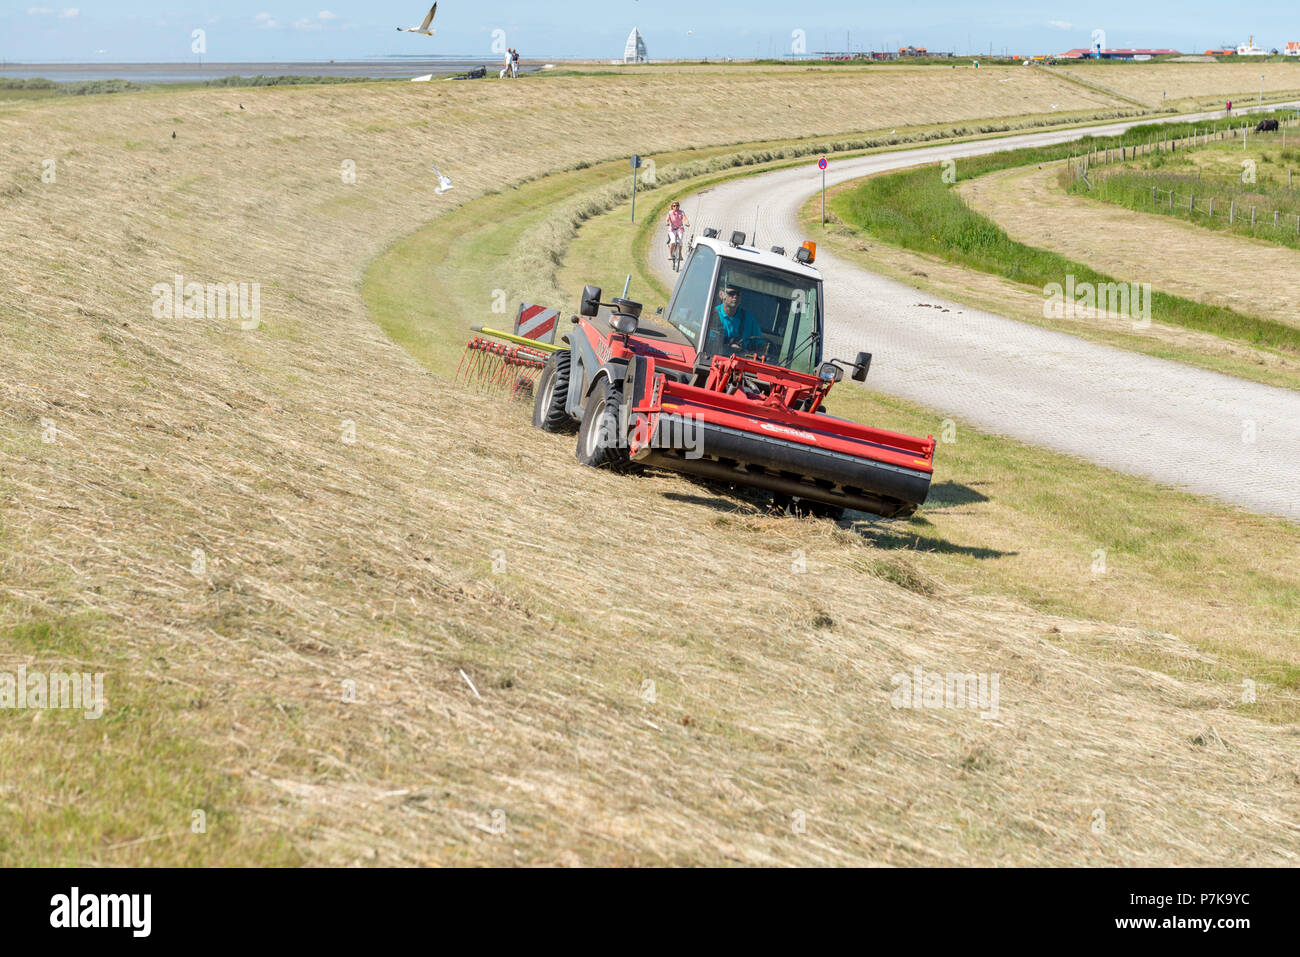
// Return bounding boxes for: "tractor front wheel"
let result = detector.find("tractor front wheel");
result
[576,378,638,472]
[533,350,575,433]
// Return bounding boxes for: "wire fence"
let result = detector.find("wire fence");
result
[1140,184,1300,233]
[1068,112,1300,181]
[1069,112,1300,240]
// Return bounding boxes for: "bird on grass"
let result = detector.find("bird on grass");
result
[432,165,453,194]
[171,131,176,139]
[398,4,436,36]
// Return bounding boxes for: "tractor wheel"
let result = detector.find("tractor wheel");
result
[575,378,638,472]
[533,350,576,433]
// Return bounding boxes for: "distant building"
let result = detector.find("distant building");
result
[1284,41,1300,57]
[1059,47,1179,60]
[624,27,647,64]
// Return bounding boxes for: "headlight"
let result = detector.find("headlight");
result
[817,362,843,383]
[610,313,638,335]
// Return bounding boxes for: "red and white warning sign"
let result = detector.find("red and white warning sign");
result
[514,303,559,344]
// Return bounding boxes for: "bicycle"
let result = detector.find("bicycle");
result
[669,237,683,272]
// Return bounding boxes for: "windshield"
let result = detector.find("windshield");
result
[665,243,716,346]
[699,259,822,374]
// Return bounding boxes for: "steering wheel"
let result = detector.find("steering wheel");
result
[728,335,771,361]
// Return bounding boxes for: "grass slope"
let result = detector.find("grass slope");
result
[2,66,1297,865]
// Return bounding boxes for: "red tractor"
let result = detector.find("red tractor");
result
[531,231,934,519]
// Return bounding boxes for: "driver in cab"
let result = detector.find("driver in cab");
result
[713,282,764,354]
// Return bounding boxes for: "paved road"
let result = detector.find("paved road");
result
[653,106,1300,521]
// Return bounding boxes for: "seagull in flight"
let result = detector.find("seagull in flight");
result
[398,4,436,36]
[432,165,453,194]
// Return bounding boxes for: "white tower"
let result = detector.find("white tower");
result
[624,27,648,64]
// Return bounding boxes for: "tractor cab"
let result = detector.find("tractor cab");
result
[663,233,825,379]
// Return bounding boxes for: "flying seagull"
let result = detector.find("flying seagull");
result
[398,4,436,36]
[432,165,453,194]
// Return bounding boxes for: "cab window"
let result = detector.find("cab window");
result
[665,244,717,347]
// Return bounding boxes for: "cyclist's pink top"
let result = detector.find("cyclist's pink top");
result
[667,209,686,230]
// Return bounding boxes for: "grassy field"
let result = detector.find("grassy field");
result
[3,64,1299,865]
[1058,61,1300,110]
[374,122,1300,700]
[959,160,1300,342]
[826,127,1300,371]
[1069,134,1300,249]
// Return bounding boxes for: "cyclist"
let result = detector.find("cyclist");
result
[665,201,689,266]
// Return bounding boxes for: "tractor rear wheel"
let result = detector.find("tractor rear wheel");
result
[576,378,638,472]
[533,350,575,433]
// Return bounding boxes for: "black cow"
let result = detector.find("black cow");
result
[1255,118,1280,133]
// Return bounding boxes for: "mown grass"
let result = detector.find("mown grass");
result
[831,121,1300,356]
[1071,136,1300,250]
[0,603,301,865]
[367,125,1300,720]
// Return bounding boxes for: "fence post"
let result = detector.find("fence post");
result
[1275,210,1279,227]
[1152,186,1157,204]
[1208,197,1214,216]
[1230,201,1235,223]
[1190,195,1195,213]
[1251,206,1256,226]
[1169,191,1174,210]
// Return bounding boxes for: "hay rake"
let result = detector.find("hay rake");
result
[456,332,553,401]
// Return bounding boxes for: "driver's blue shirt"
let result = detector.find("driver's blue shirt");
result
[713,303,762,342]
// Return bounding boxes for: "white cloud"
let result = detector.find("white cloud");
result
[1047,20,1074,30]
[26,7,55,14]
[58,7,79,18]
[318,10,336,19]
[293,17,322,31]
[254,11,278,28]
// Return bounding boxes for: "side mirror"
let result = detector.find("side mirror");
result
[580,285,602,318]
[851,351,872,382]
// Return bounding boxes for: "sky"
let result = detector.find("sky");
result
[2,1,1297,62]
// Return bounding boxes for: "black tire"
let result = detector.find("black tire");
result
[532,350,576,433]
[575,377,638,472]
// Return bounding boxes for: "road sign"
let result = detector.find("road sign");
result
[630,156,641,221]
[819,158,828,224]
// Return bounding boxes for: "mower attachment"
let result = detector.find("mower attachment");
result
[623,353,934,518]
